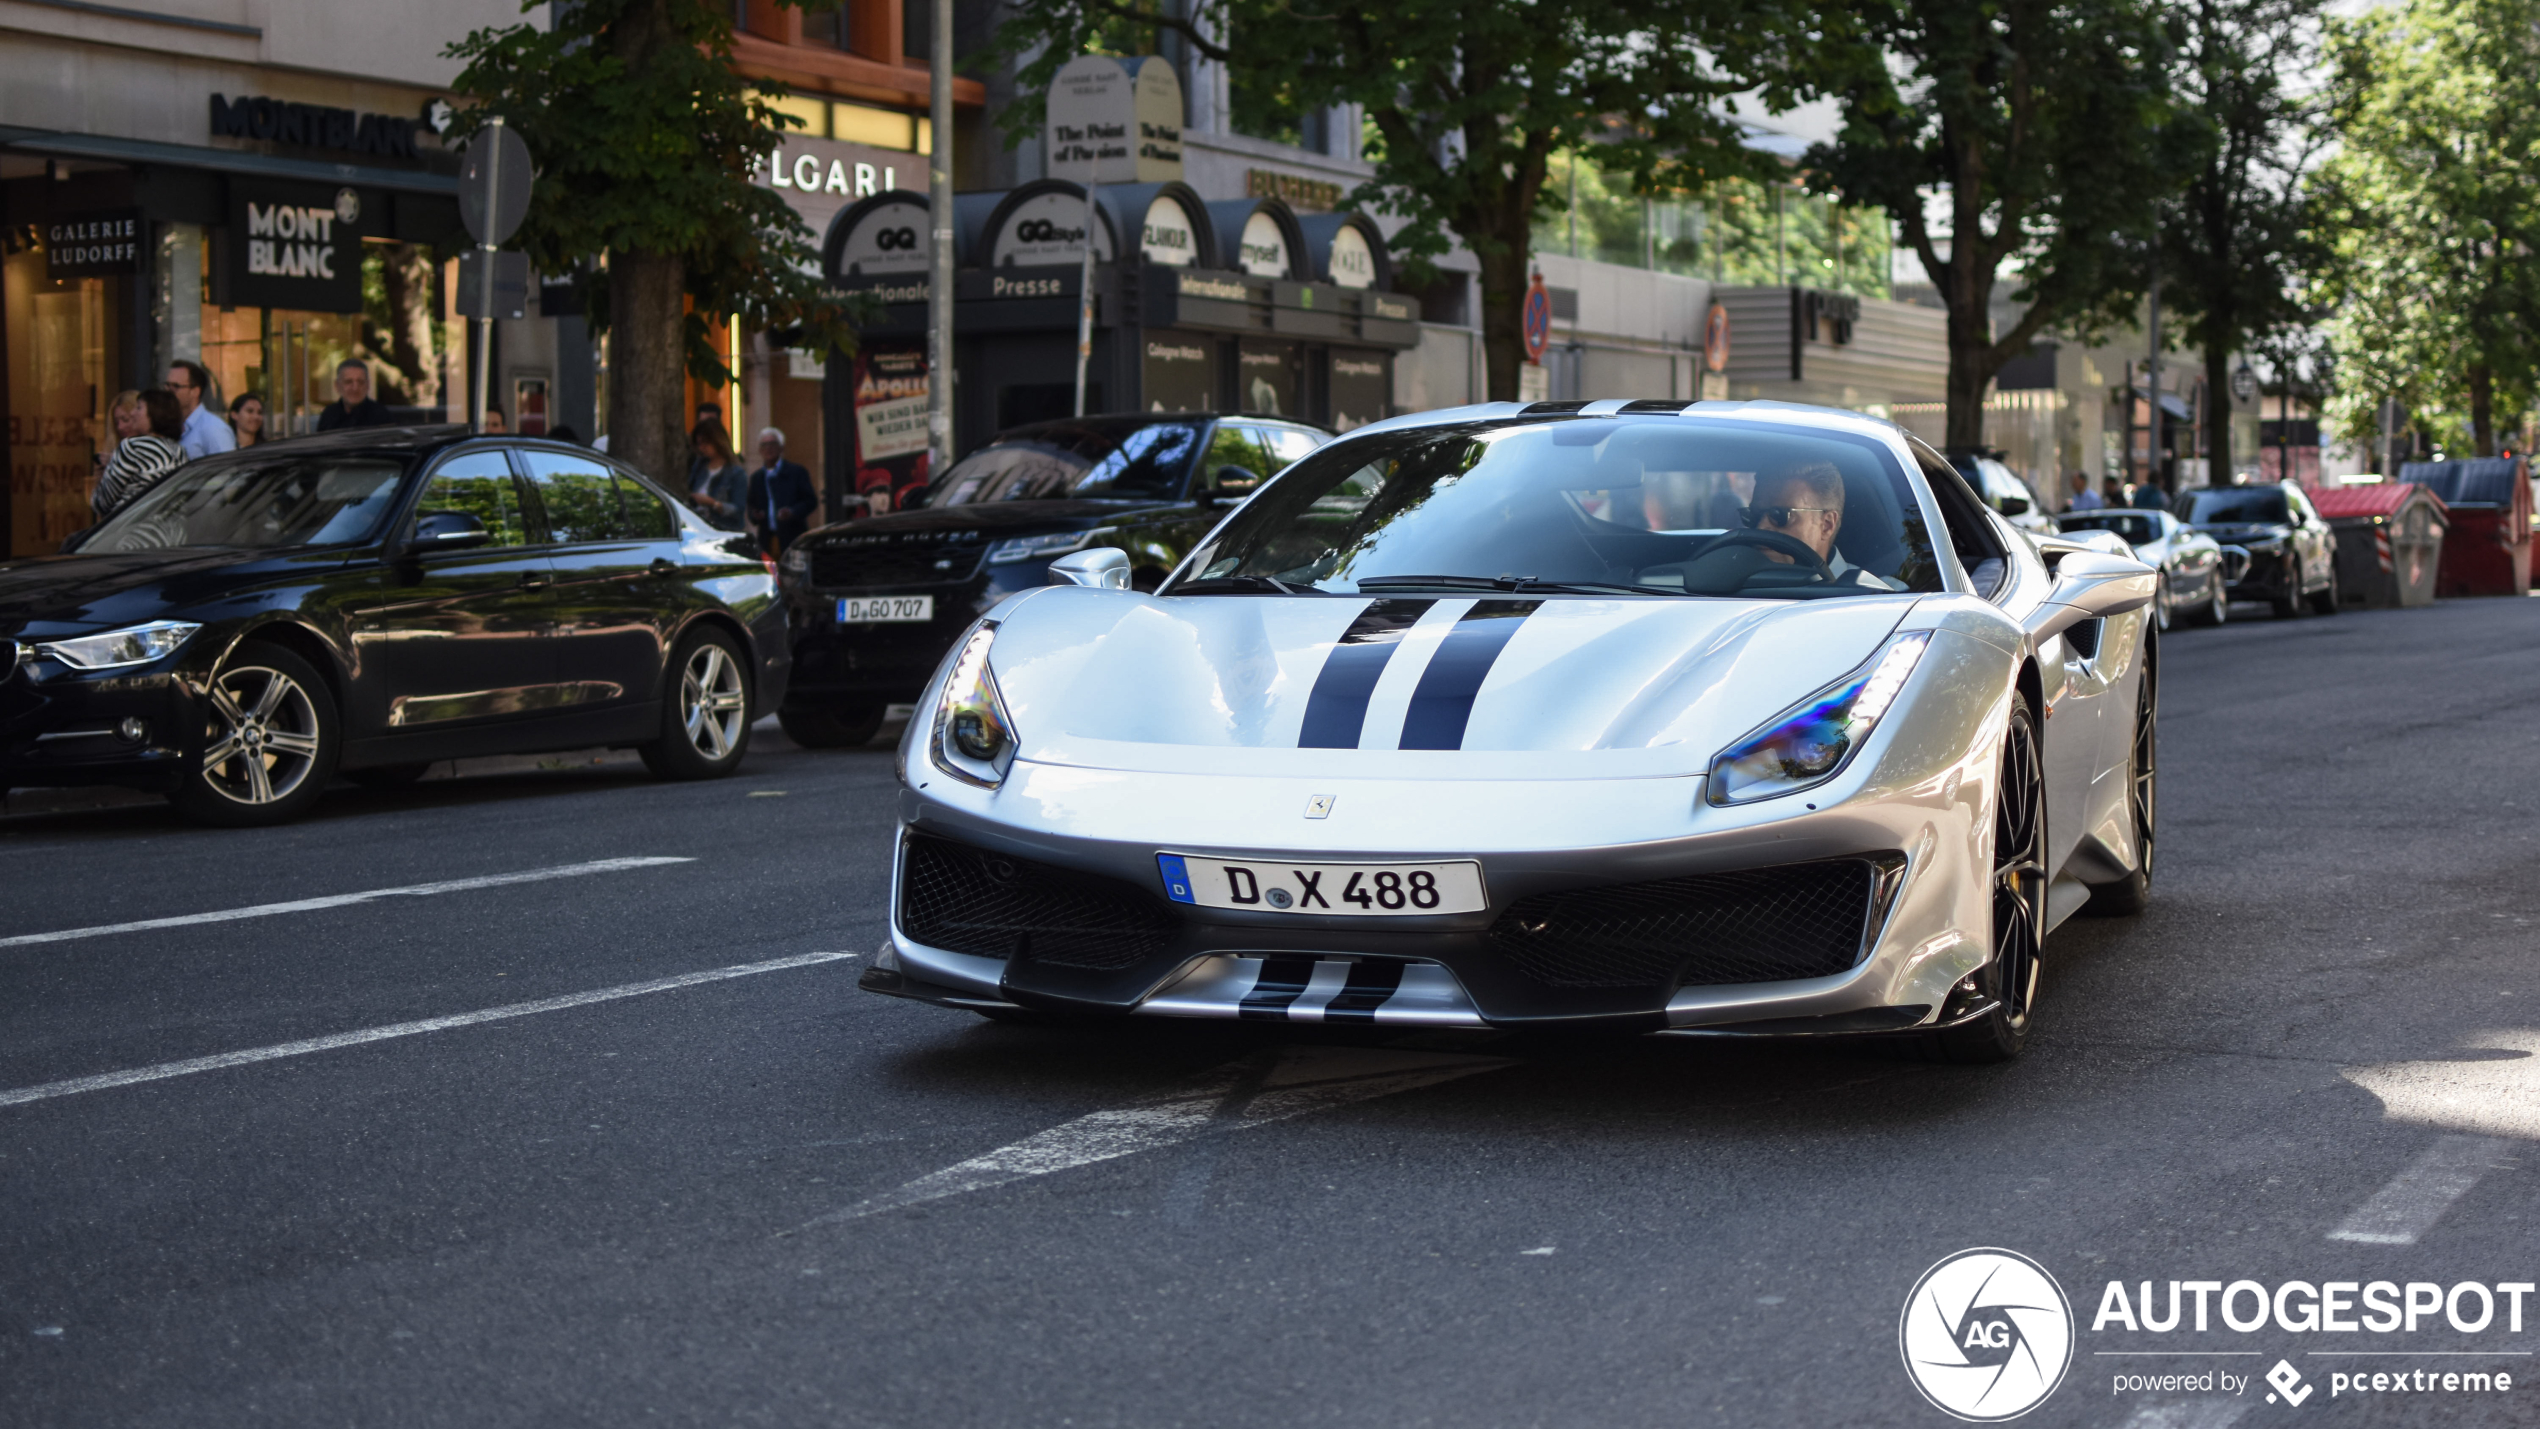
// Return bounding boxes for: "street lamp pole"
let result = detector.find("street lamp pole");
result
[926,0,954,483]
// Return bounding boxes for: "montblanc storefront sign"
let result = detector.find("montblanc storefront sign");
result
[210,94,421,161]
[221,180,371,313]
[46,210,141,279]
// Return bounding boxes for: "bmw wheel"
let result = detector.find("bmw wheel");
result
[1930,691,2047,1063]
[640,627,753,780]
[169,641,339,827]
[2087,637,2157,915]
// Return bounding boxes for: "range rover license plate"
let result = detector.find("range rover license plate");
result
[838,595,932,623]
[1157,854,1486,916]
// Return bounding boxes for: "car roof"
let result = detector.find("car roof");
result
[200,426,627,468]
[986,412,1332,446]
[1334,398,1913,448]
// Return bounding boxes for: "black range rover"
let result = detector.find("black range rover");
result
[777,412,1328,746]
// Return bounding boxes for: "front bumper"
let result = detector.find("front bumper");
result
[0,654,198,792]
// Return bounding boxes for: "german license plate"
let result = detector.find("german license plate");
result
[1157,854,1486,916]
[838,594,932,623]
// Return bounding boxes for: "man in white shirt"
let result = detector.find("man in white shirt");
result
[167,360,236,460]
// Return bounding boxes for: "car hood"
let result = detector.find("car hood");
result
[803,499,1168,543]
[0,548,348,630]
[988,587,1917,779]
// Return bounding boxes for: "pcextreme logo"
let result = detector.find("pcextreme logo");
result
[1900,1248,2077,1421]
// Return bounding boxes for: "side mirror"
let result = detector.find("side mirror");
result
[2023,550,2155,642]
[1210,466,1261,505]
[1048,547,1131,589]
[1996,494,2031,517]
[406,510,489,553]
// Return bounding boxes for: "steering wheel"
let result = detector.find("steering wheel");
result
[1688,528,1836,581]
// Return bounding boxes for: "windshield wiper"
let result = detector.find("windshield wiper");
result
[1170,574,1315,595]
[1355,574,1678,597]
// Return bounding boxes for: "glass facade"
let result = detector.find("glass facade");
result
[3,249,126,555]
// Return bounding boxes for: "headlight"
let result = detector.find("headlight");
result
[929,623,1017,787]
[1708,634,1929,805]
[38,620,201,671]
[779,544,812,574]
[987,530,1100,564]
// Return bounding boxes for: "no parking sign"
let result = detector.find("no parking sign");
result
[1522,274,1551,364]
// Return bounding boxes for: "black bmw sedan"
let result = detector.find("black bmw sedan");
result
[0,427,785,826]
[777,412,1326,747]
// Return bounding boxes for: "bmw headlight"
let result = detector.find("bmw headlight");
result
[987,529,1101,564]
[930,623,1017,787]
[38,620,201,671]
[1708,634,1930,805]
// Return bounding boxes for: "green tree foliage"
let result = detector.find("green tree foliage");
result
[446,0,856,483]
[2157,0,2326,484]
[2316,0,2540,458]
[1752,0,2189,447]
[992,0,1798,399]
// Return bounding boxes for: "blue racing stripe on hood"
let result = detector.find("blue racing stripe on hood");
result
[1398,599,1542,749]
[1297,598,1434,748]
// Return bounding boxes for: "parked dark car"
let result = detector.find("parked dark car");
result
[2182,480,2339,617]
[2057,507,2231,628]
[777,412,1329,747]
[0,427,785,826]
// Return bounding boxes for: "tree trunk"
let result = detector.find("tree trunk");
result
[2468,362,2495,456]
[1943,312,1993,450]
[2204,341,2232,486]
[609,249,689,485]
[380,243,439,410]
[1476,242,1530,402]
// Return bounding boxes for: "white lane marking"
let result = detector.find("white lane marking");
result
[0,951,854,1110]
[2341,1031,2540,1138]
[0,856,695,950]
[2111,1402,2250,1429]
[2328,1135,2515,1245]
[795,1045,1508,1228]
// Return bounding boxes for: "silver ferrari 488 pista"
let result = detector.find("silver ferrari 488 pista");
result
[861,400,2159,1061]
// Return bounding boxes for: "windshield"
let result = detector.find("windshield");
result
[84,453,409,552]
[2186,488,2289,525]
[1177,417,1943,600]
[2059,512,2160,545]
[923,419,1206,505]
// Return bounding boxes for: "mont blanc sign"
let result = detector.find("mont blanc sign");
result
[1046,55,1183,185]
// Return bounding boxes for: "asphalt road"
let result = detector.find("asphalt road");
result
[5,596,2538,1428]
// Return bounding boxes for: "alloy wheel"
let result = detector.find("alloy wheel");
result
[201,664,322,807]
[2129,656,2157,879]
[1989,707,2047,1034]
[680,642,748,761]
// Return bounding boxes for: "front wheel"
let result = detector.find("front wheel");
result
[639,627,752,780]
[2153,574,2173,632]
[2193,571,2229,627]
[2272,559,2305,619]
[1926,690,2047,1063]
[2309,566,2341,615]
[168,641,339,827]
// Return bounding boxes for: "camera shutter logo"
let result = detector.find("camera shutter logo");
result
[1899,1248,2074,1420]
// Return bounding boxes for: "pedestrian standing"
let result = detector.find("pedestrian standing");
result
[688,401,724,493]
[748,427,818,556]
[314,359,392,430]
[2131,482,2170,512]
[166,360,236,460]
[94,389,187,522]
[2066,471,2104,511]
[689,422,748,531]
[229,392,268,448]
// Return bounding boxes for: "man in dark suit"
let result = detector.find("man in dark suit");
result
[748,427,819,556]
[313,359,392,430]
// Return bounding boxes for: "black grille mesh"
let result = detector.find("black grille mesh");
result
[899,832,1179,971]
[1487,860,1873,990]
[810,543,983,589]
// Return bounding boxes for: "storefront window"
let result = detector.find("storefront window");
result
[4,245,125,556]
[197,243,455,440]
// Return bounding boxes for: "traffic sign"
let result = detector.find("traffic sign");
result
[459,122,534,247]
[1522,273,1551,363]
[455,249,530,319]
[1703,302,1731,373]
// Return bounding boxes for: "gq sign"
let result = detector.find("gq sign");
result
[221,180,369,312]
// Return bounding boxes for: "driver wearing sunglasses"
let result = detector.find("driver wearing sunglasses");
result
[1744,465,1904,589]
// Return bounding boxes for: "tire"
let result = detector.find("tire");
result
[168,641,340,827]
[1926,690,2047,1063]
[780,705,886,749]
[2271,558,2304,619]
[639,627,752,780]
[2193,571,2229,627]
[2309,569,2340,615]
[2153,574,2173,632]
[2086,635,2157,916]
[345,761,433,790]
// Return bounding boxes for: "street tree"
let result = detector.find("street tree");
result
[2156,0,2327,485]
[1752,0,2189,448]
[989,0,1795,399]
[446,0,855,483]
[2314,0,2540,458]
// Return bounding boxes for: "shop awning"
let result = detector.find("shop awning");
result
[2130,383,2196,421]
[0,126,457,196]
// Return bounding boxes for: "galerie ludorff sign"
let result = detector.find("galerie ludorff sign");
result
[1045,56,1184,184]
